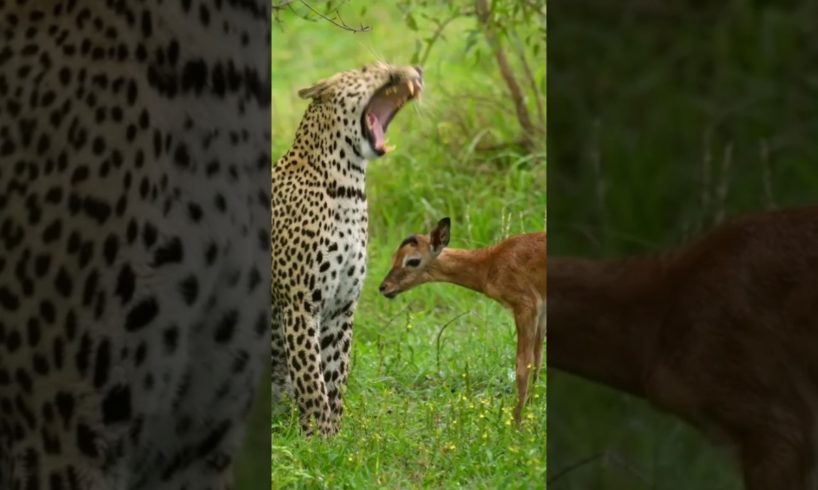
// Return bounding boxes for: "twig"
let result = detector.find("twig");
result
[375,304,414,373]
[547,450,651,487]
[300,0,371,33]
[714,142,733,225]
[605,451,651,484]
[760,139,776,209]
[451,92,514,116]
[590,119,611,249]
[698,129,713,235]
[474,139,529,153]
[380,303,414,329]
[272,0,296,10]
[548,452,605,485]
[435,311,470,373]
[417,10,463,66]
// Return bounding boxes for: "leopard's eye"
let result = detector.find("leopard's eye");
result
[405,258,421,268]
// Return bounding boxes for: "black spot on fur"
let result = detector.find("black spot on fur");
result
[115,264,136,304]
[153,237,183,266]
[178,275,198,305]
[102,384,132,424]
[93,339,111,388]
[182,59,208,94]
[163,326,179,353]
[76,423,98,457]
[54,391,75,428]
[214,310,238,343]
[125,297,159,331]
[196,419,231,457]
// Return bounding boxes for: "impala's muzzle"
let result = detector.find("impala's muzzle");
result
[378,280,398,299]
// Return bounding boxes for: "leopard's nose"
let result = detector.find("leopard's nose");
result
[378,283,387,293]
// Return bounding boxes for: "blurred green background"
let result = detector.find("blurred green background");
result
[269,1,546,488]
[548,1,818,489]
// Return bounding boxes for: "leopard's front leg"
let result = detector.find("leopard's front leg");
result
[321,304,357,431]
[281,306,335,436]
[271,303,292,412]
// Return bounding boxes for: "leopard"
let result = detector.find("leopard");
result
[272,62,423,436]
[0,1,270,488]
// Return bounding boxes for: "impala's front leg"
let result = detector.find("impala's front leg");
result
[321,304,357,432]
[282,307,334,436]
[513,308,537,426]
[533,303,546,384]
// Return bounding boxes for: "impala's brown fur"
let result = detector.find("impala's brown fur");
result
[379,218,547,424]
[549,206,818,490]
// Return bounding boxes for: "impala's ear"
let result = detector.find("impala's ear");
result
[431,217,451,253]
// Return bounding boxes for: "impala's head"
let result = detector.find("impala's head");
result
[379,217,451,299]
[297,62,423,159]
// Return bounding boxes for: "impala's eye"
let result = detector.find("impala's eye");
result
[405,258,421,268]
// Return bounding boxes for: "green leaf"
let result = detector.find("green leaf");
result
[406,12,418,31]
[464,30,480,54]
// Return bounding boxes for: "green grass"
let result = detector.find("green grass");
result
[271,2,546,488]
[548,2,818,489]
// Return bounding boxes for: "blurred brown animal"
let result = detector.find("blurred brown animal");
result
[549,206,818,490]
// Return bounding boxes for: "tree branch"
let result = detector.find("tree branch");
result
[300,0,371,33]
[510,30,546,134]
[475,0,536,150]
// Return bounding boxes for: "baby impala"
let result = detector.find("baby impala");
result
[379,218,546,425]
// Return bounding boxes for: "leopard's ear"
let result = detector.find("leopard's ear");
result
[298,76,337,101]
[298,71,345,101]
[297,81,326,100]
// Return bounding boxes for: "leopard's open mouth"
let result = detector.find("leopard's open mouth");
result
[362,77,423,156]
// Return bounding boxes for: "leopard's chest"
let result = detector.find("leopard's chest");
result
[320,184,368,316]
[271,153,370,314]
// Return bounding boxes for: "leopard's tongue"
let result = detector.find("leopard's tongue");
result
[367,112,385,152]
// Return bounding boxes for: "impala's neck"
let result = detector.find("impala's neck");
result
[548,255,673,398]
[427,248,491,296]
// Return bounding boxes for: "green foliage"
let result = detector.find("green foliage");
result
[271,2,545,488]
[394,0,545,65]
[391,0,546,149]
